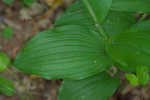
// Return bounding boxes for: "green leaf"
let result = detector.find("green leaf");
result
[2,0,14,4]
[14,0,114,80]
[1,27,14,39]
[14,0,137,80]
[58,72,119,100]
[107,20,150,72]
[125,73,139,86]
[101,11,136,37]
[111,0,150,13]
[0,75,15,96]
[14,25,112,80]
[82,0,112,23]
[0,52,11,72]
[106,30,150,72]
[55,1,136,37]
[130,20,150,31]
[136,66,149,86]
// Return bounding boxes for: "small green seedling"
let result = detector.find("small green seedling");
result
[136,66,149,86]
[126,66,149,86]
[0,52,11,72]
[1,27,14,39]
[125,73,139,86]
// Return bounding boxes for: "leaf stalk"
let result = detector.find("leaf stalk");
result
[82,0,108,40]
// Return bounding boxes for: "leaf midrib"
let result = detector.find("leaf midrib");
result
[81,0,109,40]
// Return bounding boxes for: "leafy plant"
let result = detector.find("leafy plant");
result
[125,66,149,86]
[125,73,139,86]
[6,0,150,99]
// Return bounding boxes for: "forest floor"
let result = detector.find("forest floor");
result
[0,0,150,100]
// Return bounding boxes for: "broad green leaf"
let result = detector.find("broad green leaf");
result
[82,0,112,23]
[0,75,15,96]
[14,25,112,80]
[14,0,137,80]
[136,66,149,86]
[106,30,150,72]
[111,0,150,13]
[58,72,119,100]
[125,73,139,86]
[0,52,11,72]
[109,20,150,72]
[14,0,114,80]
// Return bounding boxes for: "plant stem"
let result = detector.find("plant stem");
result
[82,0,108,40]
[7,68,34,100]
[95,24,108,40]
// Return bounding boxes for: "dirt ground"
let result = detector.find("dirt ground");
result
[0,0,150,100]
